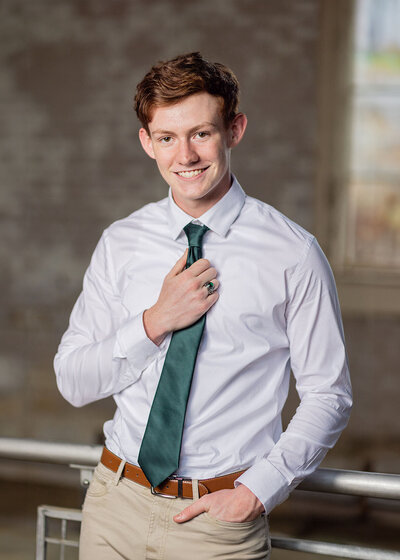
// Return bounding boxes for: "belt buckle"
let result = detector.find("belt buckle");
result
[171,475,192,499]
[151,475,191,499]
[151,485,177,499]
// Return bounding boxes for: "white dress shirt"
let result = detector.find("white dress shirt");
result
[54,176,352,513]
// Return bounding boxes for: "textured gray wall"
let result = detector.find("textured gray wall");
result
[1,0,398,474]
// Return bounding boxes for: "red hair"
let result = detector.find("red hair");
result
[134,52,240,132]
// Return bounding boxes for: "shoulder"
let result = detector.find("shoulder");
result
[88,196,169,272]
[103,196,169,243]
[241,195,315,257]
[238,195,335,286]
[109,197,168,231]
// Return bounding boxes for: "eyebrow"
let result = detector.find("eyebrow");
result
[151,121,218,136]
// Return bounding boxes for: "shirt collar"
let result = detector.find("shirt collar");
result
[167,175,246,240]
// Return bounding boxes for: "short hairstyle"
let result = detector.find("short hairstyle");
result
[134,52,240,132]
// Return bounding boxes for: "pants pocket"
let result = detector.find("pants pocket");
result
[204,512,260,529]
[200,512,270,558]
[85,463,114,498]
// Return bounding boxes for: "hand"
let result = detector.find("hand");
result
[143,250,219,345]
[173,484,265,524]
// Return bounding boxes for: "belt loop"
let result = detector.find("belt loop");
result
[113,459,126,486]
[192,479,199,501]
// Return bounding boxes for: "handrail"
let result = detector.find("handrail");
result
[271,537,400,560]
[0,437,102,466]
[1,437,400,500]
[299,467,400,500]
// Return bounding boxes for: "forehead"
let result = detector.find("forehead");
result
[148,92,224,134]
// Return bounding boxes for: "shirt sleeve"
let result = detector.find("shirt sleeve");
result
[54,229,163,407]
[236,237,352,513]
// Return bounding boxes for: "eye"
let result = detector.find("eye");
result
[195,131,209,139]
[159,136,172,144]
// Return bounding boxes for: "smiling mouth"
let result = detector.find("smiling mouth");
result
[175,167,209,179]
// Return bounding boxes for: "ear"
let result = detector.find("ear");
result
[228,113,248,148]
[139,128,156,159]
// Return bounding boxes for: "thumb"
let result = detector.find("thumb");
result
[174,498,207,524]
[168,249,188,277]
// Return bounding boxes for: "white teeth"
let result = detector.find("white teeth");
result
[177,169,204,178]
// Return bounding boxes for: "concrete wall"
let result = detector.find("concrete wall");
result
[1,0,399,474]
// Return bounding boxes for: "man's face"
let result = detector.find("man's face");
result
[139,92,247,217]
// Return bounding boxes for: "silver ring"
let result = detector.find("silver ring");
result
[204,281,215,295]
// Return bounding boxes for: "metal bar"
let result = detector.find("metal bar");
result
[2,437,400,499]
[44,537,79,548]
[36,505,46,560]
[271,537,400,559]
[36,506,82,522]
[60,519,67,560]
[0,437,101,466]
[300,468,400,500]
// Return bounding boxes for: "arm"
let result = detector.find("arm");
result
[235,237,352,513]
[176,237,352,522]
[54,230,161,407]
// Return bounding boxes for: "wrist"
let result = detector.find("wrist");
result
[235,483,265,515]
[143,307,168,346]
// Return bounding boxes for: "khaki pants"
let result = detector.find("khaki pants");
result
[80,462,271,560]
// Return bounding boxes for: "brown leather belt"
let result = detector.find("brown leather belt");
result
[100,447,245,499]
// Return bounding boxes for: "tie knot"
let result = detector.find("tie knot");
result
[183,223,209,248]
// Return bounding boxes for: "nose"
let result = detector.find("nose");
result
[177,139,200,167]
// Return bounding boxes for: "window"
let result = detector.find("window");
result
[317,0,400,313]
[348,0,400,269]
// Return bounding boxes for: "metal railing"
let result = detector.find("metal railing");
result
[1,437,400,559]
[36,505,81,560]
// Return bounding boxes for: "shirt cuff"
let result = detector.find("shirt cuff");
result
[235,459,291,514]
[115,311,163,378]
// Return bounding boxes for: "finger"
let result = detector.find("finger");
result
[203,279,219,295]
[167,249,188,278]
[204,291,219,310]
[198,267,217,286]
[186,258,211,276]
[173,498,208,524]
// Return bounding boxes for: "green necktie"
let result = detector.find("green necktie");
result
[138,223,209,488]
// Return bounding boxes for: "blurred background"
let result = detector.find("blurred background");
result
[1,0,400,558]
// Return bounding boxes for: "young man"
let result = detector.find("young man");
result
[55,52,352,560]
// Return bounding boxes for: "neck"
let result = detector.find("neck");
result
[173,175,233,218]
